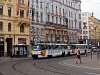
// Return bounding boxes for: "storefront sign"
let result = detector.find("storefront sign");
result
[18,38,26,44]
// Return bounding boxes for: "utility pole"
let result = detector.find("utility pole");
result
[97,32,100,60]
[83,22,87,44]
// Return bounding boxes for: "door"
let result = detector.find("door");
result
[6,38,12,56]
[0,41,4,57]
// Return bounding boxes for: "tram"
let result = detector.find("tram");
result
[31,43,78,58]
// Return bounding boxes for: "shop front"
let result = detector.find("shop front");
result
[12,38,28,57]
[0,37,4,57]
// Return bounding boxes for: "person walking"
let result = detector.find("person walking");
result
[84,49,87,57]
[76,50,82,64]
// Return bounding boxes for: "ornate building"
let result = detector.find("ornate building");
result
[0,0,30,57]
[30,0,81,44]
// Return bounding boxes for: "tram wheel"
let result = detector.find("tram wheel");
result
[61,52,65,57]
[32,55,38,59]
[48,55,52,58]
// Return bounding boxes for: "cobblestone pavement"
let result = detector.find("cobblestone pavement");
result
[0,53,100,75]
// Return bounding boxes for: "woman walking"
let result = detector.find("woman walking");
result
[76,50,82,64]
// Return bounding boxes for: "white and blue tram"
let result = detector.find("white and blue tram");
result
[31,43,77,58]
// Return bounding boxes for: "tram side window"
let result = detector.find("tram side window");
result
[64,46,68,49]
[49,45,52,49]
[41,45,45,50]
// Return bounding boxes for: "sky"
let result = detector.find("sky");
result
[81,0,100,19]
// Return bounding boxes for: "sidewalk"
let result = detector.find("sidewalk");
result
[63,53,100,69]
[0,57,31,63]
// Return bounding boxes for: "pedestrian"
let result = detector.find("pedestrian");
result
[84,49,87,57]
[76,50,82,64]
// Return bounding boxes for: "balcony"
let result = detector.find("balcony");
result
[45,22,68,29]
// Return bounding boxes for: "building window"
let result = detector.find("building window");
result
[20,24,24,32]
[48,15,50,22]
[40,2,43,8]
[83,31,85,34]
[8,23,11,31]
[8,7,11,17]
[71,2,72,7]
[79,14,81,19]
[71,12,73,18]
[63,9,64,16]
[56,17,58,24]
[69,11,70,17]
[69,19,70,27]
[0,5,3,15]
[19,0,24,4]
[59,8,61,15]
[40,13,43,22]
[36,12,39,22]
[83,26,87,29]
[79,22,81,29]
[52,16,54,23]
[20,9,24,17]
[36,0,38,7]
[63,18,65,25]
[0,22,3,31]
[56,6,58,14]
[72,20,73,28]
[32,8,34,21]
[60,18,61,24]
[52,5,53,13]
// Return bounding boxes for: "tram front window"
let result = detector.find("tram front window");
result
[34,46,40,50]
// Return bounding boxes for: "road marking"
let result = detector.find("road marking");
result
[59,61,100,70]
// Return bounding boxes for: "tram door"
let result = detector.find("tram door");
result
[6,38,12,56]
[0,41,4,57]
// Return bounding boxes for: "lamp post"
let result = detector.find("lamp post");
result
[94,27,97,48]
[94,27,100,60]
[83,22,87,44]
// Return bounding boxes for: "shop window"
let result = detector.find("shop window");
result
[18,38,26,44]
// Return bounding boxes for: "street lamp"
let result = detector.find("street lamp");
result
[94,27,96,47]
[83,22,87,44]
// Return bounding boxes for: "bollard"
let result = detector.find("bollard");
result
[97,49,99,60]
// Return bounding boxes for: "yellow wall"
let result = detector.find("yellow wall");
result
[0,0,30,56]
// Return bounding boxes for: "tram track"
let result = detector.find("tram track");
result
[0,55,97,75]
[12,60,29,75]
[0,58,31,75]
[32,56,94,75]
[31,57,79,75]
[32,58,71,75]
[0,60,11,75]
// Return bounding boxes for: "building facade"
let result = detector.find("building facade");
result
[0,0,30,57]
[80,12,100,45]
[30,0,81,44]
[88,16,100,45]
[80,12,91,43]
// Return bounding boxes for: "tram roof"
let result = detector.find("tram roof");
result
[35,43,87,46]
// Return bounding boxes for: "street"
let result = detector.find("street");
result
[0,53,100,75]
